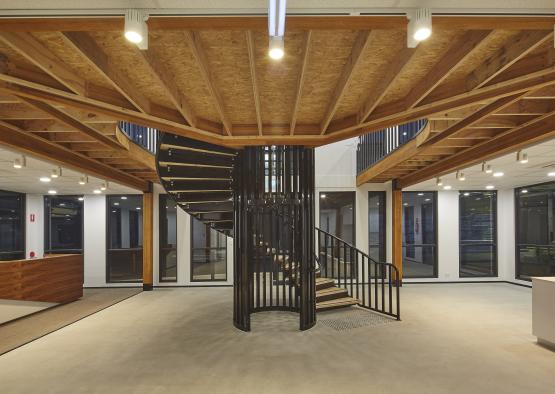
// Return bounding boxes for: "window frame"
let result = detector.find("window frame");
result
[159,194,177,283]
[458,190,498,278]
[190,216,228,283]
[318,191,357,245]
[368,191,386,263]
[0,189,26,261]
[44,195,84,255]
[401,191,438,279]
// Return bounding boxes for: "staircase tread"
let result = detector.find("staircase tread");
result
[316,277,335,284]
[316,297,359,308]
[316,287,348,295]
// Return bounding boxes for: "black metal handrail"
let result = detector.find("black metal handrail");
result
[356,119,428,175]
[316,227,400,320]
[118,121,158,154]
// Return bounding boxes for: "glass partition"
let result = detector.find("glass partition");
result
[515,182,555,280]
[44,195,83,254]
[159,195,177,282]
[368,191,386,263]
[0,190,25,261]
[319,192,355,244]
[402,191,437,278]
[191,217,227,281]
[459,191,497,277]
[106,195,143,282]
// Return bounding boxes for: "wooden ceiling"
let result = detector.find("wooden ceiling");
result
[0,15,555,190]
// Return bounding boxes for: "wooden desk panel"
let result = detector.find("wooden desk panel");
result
[0,254,83,303]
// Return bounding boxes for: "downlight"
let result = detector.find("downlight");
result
[456,171,466,181]
[436,177,443,187]
[124,9,149,50]
[268,0,286,59]
[517,150,528,164]
[79,175,88,185]
[407,8,432,48]
[13,155,26,169]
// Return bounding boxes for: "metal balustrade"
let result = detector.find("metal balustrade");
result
[316,228,400,320]
[356,119,428,175]
[118,121,158,154]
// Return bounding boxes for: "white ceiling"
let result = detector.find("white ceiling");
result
[0,1,553,14]
[405,137,555,192]
[0,147,140,195]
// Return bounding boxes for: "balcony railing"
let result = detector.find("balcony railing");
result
[356,119,428,175]
[118,121,158,154]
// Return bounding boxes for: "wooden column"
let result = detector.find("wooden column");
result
[392,181,403,283]
[142,191,154,291]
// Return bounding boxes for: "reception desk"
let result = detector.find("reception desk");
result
[0,254,83,304]
[532,277,555,350]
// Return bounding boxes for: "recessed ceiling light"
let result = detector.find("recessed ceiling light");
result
[548,172,555,177]
[493,172,504,177]
[486,185,495,190]
[443,185,452,190]
[268,0,286,59]
[407,8,432,47]
[93,189,102,194]
[40,176,51,183]
[124,9,148,49]
[268,36,284,60]
[48,190,57,194]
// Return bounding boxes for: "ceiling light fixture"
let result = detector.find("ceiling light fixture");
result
[481,162,493,174]
[78,197,84,201]
[124,9,149,50]
[443,185,452,190]
[456,170,466,181]
[48,190,57,194]
[121,196,128,200]
[39,176,51,183]
[486,185,495,190]
[493,171,504,177]
[548,172,555,177]
[417,193,424,196]
[93,189,102,194]
[268,0,286,59]
[51,167,62,178]
[463,192,470,196]
[521,189,528,194]
[13,155,26,169]
[100,181,108,191]
[79,175,88,185]
[436,177,443,187]
[320,194,326,199]
[516,150,528,164]
[407,8,432,48]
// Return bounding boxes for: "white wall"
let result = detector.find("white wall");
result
[25,194,44,258]
[83,194,110,287]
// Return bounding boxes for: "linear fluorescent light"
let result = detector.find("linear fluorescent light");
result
[124,9,149,50]
[268,0,286,59]
[407,8,432,48]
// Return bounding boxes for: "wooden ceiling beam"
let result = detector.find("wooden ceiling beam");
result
[0,120,148,190]
[290,31,312,135]
[320,30,372,134]
[1,16,555,32]
[405,30,492,109]
[17,96,125,151]
[245,31,262,136]
[184,31,232,136]
[496,99,555,115]
[61,32,151,114]
[0,32,87,96]
[467,31,553,90]
[359,46,418,122]
[398,109,555,188]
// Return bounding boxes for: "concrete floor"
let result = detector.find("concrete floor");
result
[0,283,553,393]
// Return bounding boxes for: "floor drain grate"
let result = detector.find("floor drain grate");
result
[318,308,395,331]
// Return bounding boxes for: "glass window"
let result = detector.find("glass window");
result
[44,195,83,254]
[515,182,555,280]
[402,192,437,278]
[159,195,177,282]
[319,192,355,244]
[0,190,25,261]
[106,195,143,283]
[459,191,497,277]
[368,191,386,263]
[191,217,227,281]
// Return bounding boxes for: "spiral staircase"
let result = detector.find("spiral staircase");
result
[156,132,359,311]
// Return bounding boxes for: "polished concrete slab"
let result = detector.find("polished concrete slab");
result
[0,283,553,393]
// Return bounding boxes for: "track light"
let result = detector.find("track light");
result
[124,9,149,50]
[517,150,528,164]
[268,0,286,59]
[13,155,26,169]
[407,8,432,48]
[436,177,443,186]
[51,167,62,178]
[481,162,493,174]
[100,181,108,191]
[79,175,88,185]
[456,171,466,181]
